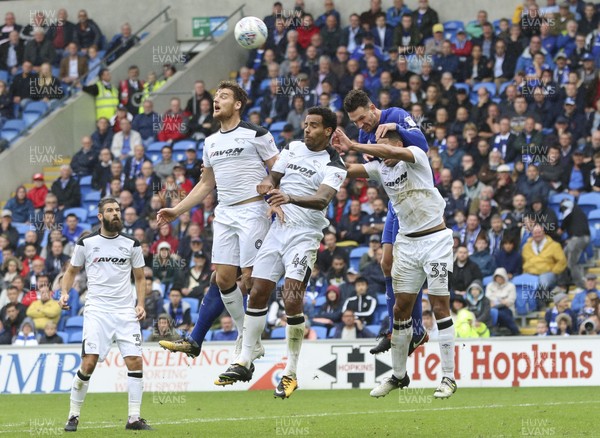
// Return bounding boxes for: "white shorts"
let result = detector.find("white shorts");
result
[82,310,142,362]
[212,200,270,268]
[252,221,322,283]
[392,228,453,296]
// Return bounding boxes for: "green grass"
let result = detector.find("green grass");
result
[3,387,598,437]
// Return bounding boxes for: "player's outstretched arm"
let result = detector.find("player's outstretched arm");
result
[346,163,369,179]
[132,267,146,321]
[333,128,415,163]
[157,166,216,226]
[59,263,81,309]
[267,184,338,211]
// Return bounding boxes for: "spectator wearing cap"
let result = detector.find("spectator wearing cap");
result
[5,186,34,223]
[559,97,587,143]
[331,309,376,339]
[545,292,577,335]
[50,165,81,210]
[172,164,193,195]
[313,284,343,331]
[558,199,591,289]
[526,195,560,242]
[516,164,550,204]
[342,277,377,324]
[565,150,592,196]
[452,245,483,296]
[522,223,567,296]
[358,234,382,271]
[579,52,596,84]
[425,23,445,57]
[392,13,422,54]
[83,68,119,121]
[152,241,183,289]
[338,267,361,302]
[572,274,599,313]
[486,267,520,335]
[359,246,386,296]
[493,165,516,213]
[0,210,19,249]
[27,173,49,211]
[451,28,473,59]
[181,250,211,301]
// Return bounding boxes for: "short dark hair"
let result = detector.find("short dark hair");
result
[98,197,120,214]
[332,255,346,262]
[423,310,433,317]
[343,89,371,113]
[306,106,337,137]
[217,80,249,113]
[5,302,17,311]
[382,129,402,143]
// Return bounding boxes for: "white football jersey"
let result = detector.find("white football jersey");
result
[364,146,445,235]
[70,232,145,314]
[203,121,278,206]
[272,141,347,231]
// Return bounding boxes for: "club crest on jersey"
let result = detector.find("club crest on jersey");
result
[333,172,344,184]
[287,163,316,177]
[209,147,244,158]
[92,247,100,252]
[385,171,408,187]
[255,239,263,249]
[93,256,128,264]
[118,246,127,254]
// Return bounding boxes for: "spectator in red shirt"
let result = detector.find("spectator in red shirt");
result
[27,173,49,210]
[172,164,193,195]
[150,223,179,255]
[297,14,320,49]
[157,98,190,143]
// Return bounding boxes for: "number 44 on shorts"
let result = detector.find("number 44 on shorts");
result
[292,254,308,268]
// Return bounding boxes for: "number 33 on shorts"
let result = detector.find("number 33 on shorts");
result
[427,262,449,288]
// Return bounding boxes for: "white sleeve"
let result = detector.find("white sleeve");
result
[363,160,382,183]
[70,242,86,268]
[255,131,279,162]
[407,146,429,168]
[322,164,348,191]
[271,146,291,174]
[131,245,145,269]
[202,144,211,168]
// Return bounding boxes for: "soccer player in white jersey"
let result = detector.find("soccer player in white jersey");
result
[332,128,457,399]
[216,106,347,399]
[59,198,151,431]
[157,81,279,361]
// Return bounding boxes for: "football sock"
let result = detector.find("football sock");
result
[69,370,90,418]
[391,318,412,379]
[412,289,424,338]
[127,371,143,421]
[385,277,394,335]
[283,314,305,378]
[437,317,455,380]
[190,282,224,345]
[238,307,267,367]
[220,285,245,333]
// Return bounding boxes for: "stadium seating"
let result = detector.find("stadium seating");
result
[1,119,26,142]
[57,331,69,342]
[142,329,152,341]
[64,316,84,336]
[312,326,328,339]
[23,101,49,126]
[443,20,464,31]
[472,82,497,98]
[366,324,380,335]
[270,327,286,339]
[512,274,539,316]
[64,207,88,223]
[68,331,83,343]
[483,275,494,287]
[588,210,600,247]
[577,193,600,216]
[182,297,200,314]
[349,246,369,271]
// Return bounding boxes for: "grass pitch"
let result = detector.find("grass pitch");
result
[2,387,597,437]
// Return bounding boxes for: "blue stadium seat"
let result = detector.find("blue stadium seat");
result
[490,308,498,326]
[270,327,286,339]
[79,175,92,187]
[182,297,199,314]
[376,294,387,306]
[366,324,381,335]
[312,326,328,339]
[269,121,287,132]
[473,82,497,97]
[498,81,512,96]
[173,151,186,162]
[204,330,213,341]
[79,223,92,231]
[443,20,464,31]
[57,331,69,343]
[191,312,199,324]
[492,19,503,34]
[259,78,271,92]
[483,275,494,287]
[142,329,152,341]
[23,101,48,126]
[64,207,88,223]
[65,316,84,335]
[0,70,8,82]
[349,246,369,271]
[577,193,600,216]
[140,32,150,40]
[88,207,99,224]
[589,210,600,247]
[68,331,83,343]
[13,222,31,236]
[147,141,169,152]
[315,295,326,308]
[150,153,161,164]
[512,274,539,315]
[549,193,575,217]
[173,140,197,151]
[1,119,26,141]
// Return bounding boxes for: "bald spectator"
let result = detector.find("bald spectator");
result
[106,22,139,64]
[71,136,97,177]
[50,165,81,209]
[522,224,567,296]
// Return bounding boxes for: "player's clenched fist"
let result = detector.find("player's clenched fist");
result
[256,182,274,195]
[266,188,291,207]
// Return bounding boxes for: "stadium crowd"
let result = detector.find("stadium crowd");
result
[2,0,600,345]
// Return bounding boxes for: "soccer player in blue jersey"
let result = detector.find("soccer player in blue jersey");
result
[342,90,429,356]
